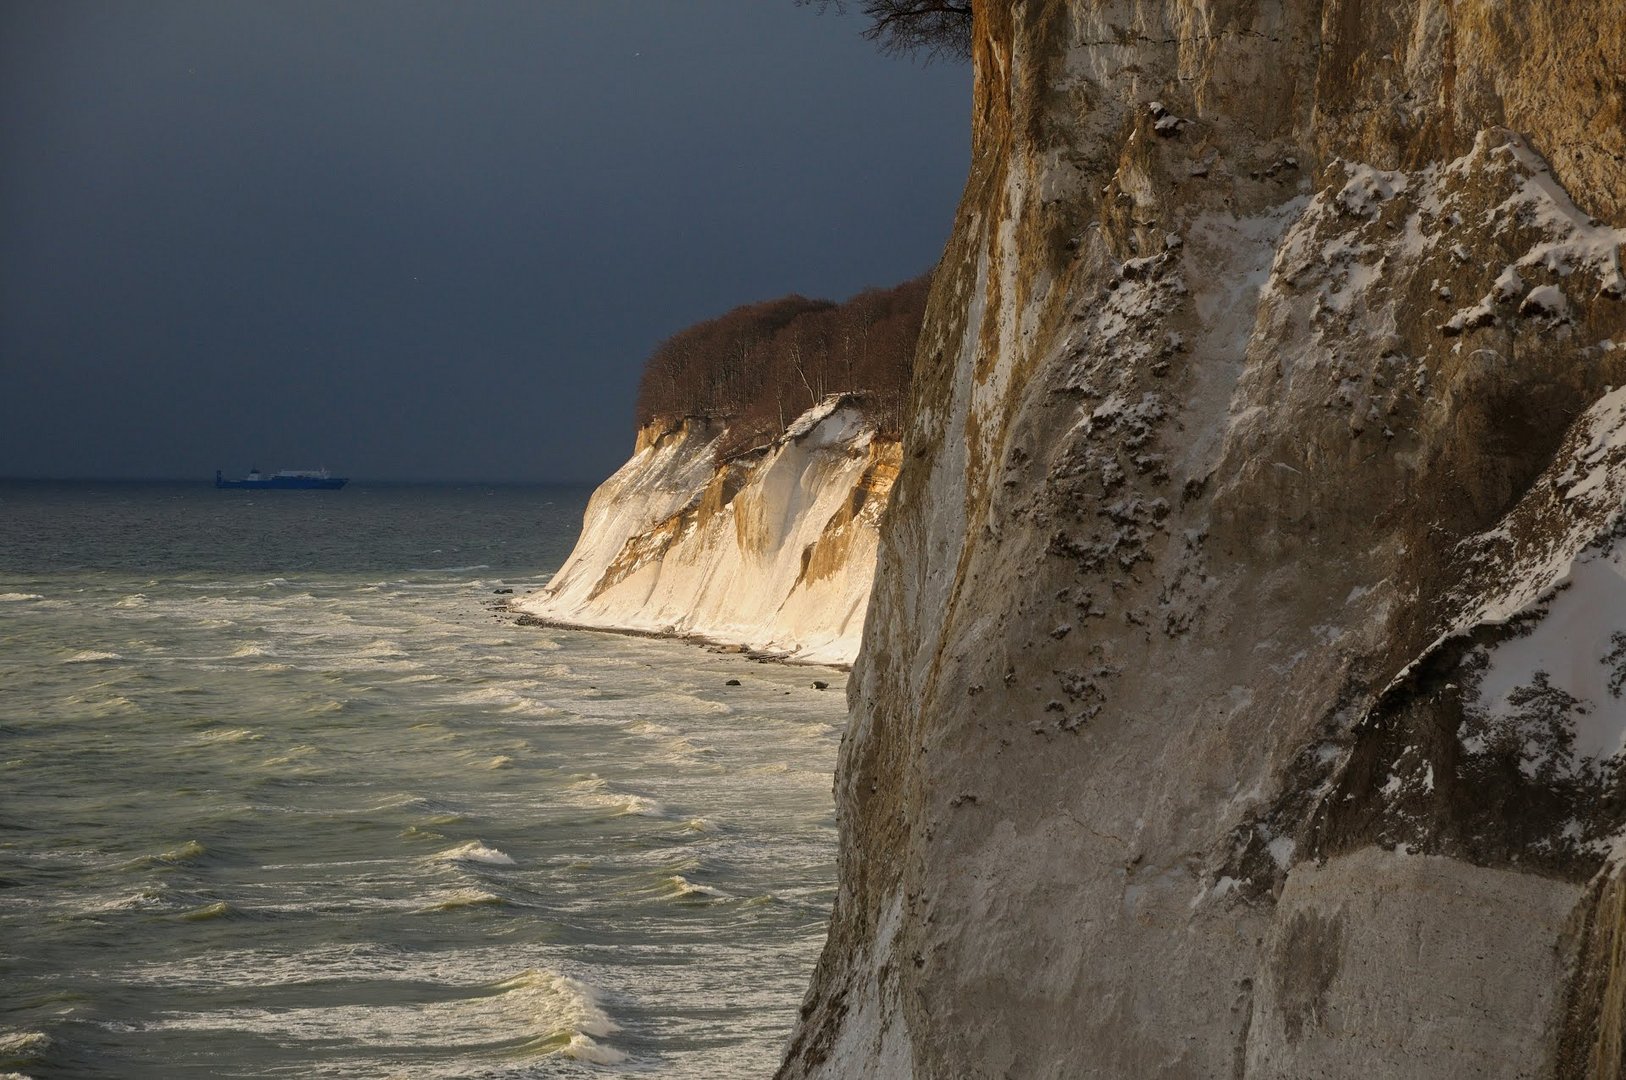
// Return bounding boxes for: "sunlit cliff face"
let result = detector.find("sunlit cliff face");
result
[515,397,900,668]
[780,3,1626,1077]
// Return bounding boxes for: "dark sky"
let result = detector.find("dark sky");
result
[0,1,969,482]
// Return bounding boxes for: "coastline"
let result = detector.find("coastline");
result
[506,603,855,672]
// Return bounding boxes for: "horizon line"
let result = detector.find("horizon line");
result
[0,475,602,486]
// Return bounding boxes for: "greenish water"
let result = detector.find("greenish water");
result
[0,482,844,1078]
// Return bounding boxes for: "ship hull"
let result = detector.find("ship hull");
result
[215,477,347,490]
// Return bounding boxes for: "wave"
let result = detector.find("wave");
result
[133,964,624,1065]
[659,874,731,903]
[398,825,446,842]
[562,1031,628,1065]
[0,592,43,602]
[61,650,121,664]
[0,1029,52,1065]
[433,841,515,866]
[121,840,207,871]
[419,888,507,913]
[496,969,625,1065]
[451,687,522,707]
[262,745,319,768]
[570,788,665,819]
[195,727,261,744]
[179,900,240,922]
[407,564,492,574]
[91,888,167,913]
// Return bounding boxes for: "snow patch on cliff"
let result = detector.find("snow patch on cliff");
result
[517,398,897,666]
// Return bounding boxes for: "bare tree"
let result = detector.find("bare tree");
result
[634,274,930,457]
[797,0,972,62]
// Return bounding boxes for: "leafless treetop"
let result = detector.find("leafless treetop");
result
[798,0,973,62]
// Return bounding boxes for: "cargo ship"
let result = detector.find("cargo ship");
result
[215,467,347,490]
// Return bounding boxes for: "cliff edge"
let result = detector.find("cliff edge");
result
[516,396,899,666]
[783,2,1626,1077]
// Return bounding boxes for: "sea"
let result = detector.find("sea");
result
[0,481,846,1079]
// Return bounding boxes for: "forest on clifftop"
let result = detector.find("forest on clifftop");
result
[634,274,927,459]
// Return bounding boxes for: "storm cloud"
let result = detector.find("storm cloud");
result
[0,1,968,481]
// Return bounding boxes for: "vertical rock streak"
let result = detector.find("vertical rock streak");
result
[784,1,1626,1076]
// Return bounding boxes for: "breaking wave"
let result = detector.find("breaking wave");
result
[433,841,515,866]
[420,888,507,912]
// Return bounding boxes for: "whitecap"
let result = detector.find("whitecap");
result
[112,842,202,873]
[418,888,506,913]
[433,841,515,866]
[562,1031,628,1065]
[61,650,121,664]
[661,874,731,902]
[571,788,665,818]
[195,728,260,744]
[132,964,622,1063]
[0,592,43,602]
[179,900,239,922]
[451,687,522,708]
[0,1029,51,1060]
[262,745,318,768]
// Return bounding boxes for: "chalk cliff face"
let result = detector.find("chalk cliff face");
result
[783,3,1626,1077]
[517,397,898,667]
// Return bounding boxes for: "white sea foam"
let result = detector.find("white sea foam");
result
[572,790,665,819]
[452,687,524,708]
[661,874,731,902]
[0,592,43,602]
[195,727,261,744]
[434,841,516,866]
[136,964,623,1063]
[419,888,507,912]
[61,650,121,664]
[0,1029,51,1059]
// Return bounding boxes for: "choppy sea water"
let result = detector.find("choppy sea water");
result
[0,482,845,1078]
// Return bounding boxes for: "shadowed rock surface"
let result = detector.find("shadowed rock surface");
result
[781,2,1626,1076]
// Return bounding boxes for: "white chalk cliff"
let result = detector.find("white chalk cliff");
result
[780,3,1626,1078]
[517,396,899,666]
